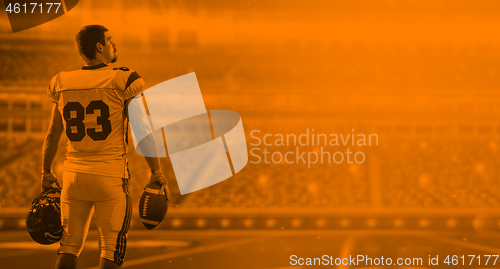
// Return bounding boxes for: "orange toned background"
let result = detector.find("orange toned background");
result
[1,0,500,231]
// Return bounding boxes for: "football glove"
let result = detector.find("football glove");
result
[146,170,171,201]
[41,172,61,191]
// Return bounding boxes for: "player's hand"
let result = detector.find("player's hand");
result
[41,172,61,191]
[146,170,171,201]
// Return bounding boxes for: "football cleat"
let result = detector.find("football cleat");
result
[26,188,63,245]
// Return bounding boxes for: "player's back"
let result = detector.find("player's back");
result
[47,63,144,178]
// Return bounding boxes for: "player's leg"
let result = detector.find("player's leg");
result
[99,257,121,269]
[57,171,94,269]
[55,253,77,269]
[95,212,122,269]
[91,174,132,268]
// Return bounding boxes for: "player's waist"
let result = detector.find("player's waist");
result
[63,158,129,178]
[65,149,126,160]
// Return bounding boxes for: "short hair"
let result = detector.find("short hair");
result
[75,25,108,60]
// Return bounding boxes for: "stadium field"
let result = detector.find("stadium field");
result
[2,230,500,268]
[2,1,500,269]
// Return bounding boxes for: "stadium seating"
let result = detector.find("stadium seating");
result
[2,25,500,210]
[2,133,500,209]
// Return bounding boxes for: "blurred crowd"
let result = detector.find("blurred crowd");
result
[2,43,500,93]
[380,138,500,208]
[2,7,500,209]
[1,135,499,209]
[0,136,43,207]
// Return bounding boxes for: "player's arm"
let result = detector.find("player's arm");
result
[125,98,170,200]
[124,98,161,171]
[41,103,63,190]
[143,142,171,200]
[144,152,161,172]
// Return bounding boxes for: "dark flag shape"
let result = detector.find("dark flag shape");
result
[4,0,79,33]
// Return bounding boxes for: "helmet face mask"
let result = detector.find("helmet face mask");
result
[26,188,63,245]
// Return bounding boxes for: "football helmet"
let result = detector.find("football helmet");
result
[26,187,63,245]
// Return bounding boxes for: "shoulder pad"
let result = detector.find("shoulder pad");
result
[113,67,131,72]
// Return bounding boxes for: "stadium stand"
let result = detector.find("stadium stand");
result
[2,0,500,231]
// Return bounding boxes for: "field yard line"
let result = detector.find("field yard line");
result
[86,236,266,269]
[338,237,355,268]
[432,236,500,254]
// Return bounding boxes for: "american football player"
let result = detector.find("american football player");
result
[41,24,169,269]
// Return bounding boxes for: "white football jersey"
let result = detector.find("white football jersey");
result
[47,63,144,178]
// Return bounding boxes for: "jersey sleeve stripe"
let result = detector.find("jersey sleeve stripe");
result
[125,71,141,91]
